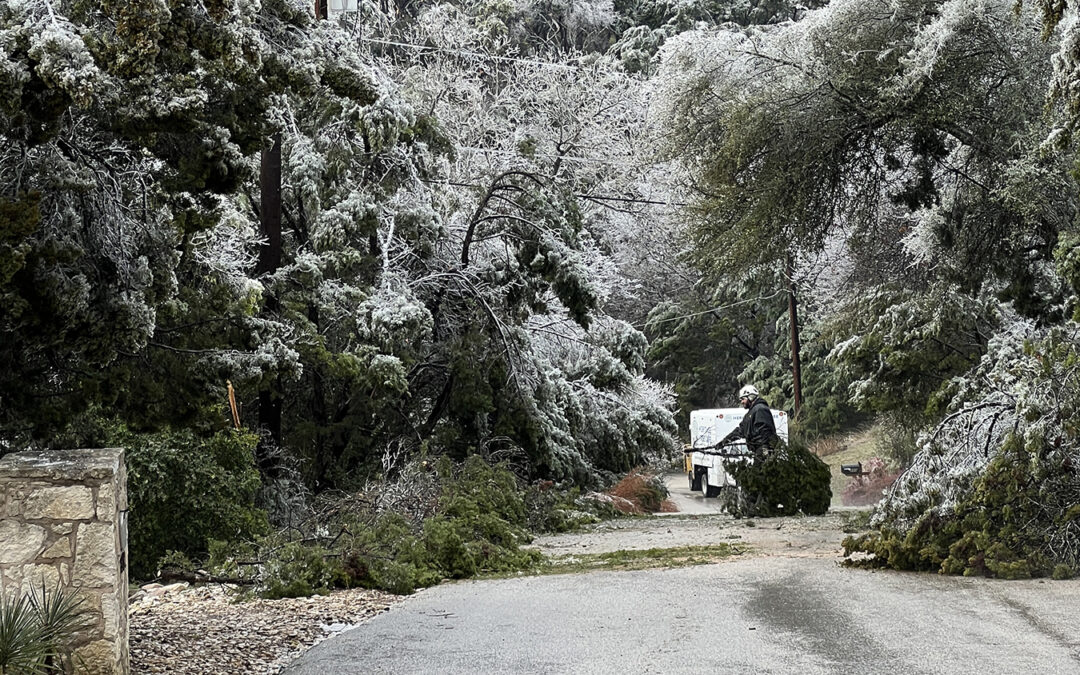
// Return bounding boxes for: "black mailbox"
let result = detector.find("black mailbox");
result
[841,463,864,476]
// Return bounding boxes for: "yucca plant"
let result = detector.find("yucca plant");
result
[0,595,46,675]
[0,582,85,675]
[29,582,85,673]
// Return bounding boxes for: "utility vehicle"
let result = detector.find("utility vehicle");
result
[684,408,789,498]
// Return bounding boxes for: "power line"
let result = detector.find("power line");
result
[632,290,787,329]
[581,193,688,207]
[421,178,688,208]
[356,39,685,206]
[459,145,651,169]
[359,37,581,70]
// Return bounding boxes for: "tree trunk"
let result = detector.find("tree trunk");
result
[258,134,283,467]
[786,252,803,419]
[258,134,283,284]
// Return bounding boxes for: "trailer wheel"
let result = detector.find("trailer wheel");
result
[689,468,703,492]
[701,469,721,498]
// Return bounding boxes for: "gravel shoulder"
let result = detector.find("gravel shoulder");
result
[129,585,400,674]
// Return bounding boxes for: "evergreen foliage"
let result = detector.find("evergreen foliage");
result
[208,456,553,596]
[645,268,784,425]
[125,427,269,579]
[826,286,1001,421]
[6,0,1080,593]
[843,324,1080,577]
[0,0,680,496]
[657,0,1080,578]
[723,438,831,517]
[741,309,862,439]
[843,435,1077,579]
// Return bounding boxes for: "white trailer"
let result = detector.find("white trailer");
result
[684,408,789,498]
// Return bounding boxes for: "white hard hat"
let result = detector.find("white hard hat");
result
[739,384,759,400]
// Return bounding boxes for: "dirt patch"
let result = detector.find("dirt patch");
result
[530,510,863,561]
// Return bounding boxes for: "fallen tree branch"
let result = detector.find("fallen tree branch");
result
[156,570,256,585]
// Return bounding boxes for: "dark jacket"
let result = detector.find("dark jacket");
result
[721,398,778,450]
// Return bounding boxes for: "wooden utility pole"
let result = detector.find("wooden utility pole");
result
[786,251,803,419]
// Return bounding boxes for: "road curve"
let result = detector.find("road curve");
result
[283,556,1080,674]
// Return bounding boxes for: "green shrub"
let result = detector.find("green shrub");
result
[723,438,832,517]
[342,513,443,595]
[125,428,269,579]
[206,455,547,596]
[260,541,349,599]
[1052,564,1075,580]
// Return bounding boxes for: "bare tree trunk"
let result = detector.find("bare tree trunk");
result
[258,135,283,282]
[258,134,283,463]
[786,251,803,419]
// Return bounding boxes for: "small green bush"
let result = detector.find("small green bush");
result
[125,427,269,578]
[260,541,349,599]
[723,438,832,517]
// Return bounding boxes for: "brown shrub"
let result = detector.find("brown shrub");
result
[608,468,669,514]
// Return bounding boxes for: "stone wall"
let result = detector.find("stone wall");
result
[0,448,128,675]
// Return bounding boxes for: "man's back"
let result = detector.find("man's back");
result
[741,398,777,448]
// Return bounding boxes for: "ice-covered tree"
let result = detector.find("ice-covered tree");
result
[655,0,1080,575]
[315,3,685,481]
[0,0,335,444]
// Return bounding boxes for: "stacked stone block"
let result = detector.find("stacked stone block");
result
[0,448,128,674]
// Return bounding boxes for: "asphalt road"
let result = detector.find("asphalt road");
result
[285,551,1080,674]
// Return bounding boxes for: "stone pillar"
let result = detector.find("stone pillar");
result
[0,448,128,675]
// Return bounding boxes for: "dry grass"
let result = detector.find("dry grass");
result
[810,436,847,458]
[815,424,891,508]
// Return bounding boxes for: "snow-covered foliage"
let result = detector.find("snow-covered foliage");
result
[655,0,1080,575]
[0,0,324,440]
[1,0,681,486]
[653,0,1064,284]
[848,318,1080,576]
[827,286,1002,419]
[8,0,1080,580]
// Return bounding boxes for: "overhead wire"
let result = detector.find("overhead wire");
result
[632,290,787,329]
[359,34,682,206]
[458,145,655,169]
[359,37,582,70]
[422,178,689,208]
